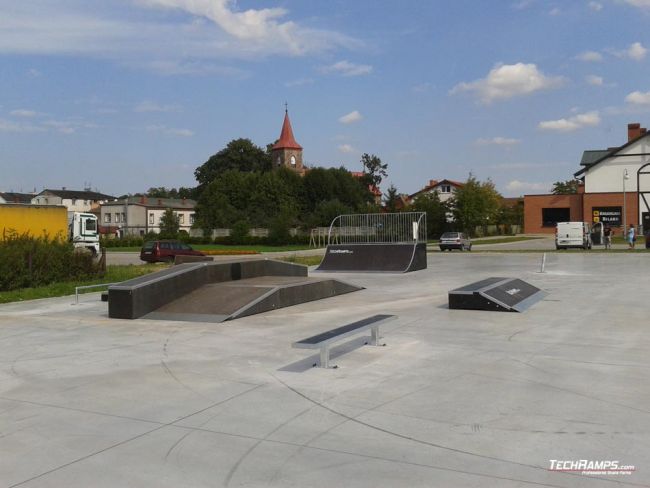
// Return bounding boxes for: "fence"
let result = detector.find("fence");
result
[327,212,427,245]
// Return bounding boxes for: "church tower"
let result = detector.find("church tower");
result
[272,109,304,175]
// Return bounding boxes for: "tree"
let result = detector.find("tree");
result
[360,153,388,188]
[410,191,449,239]
[383,184,400,212]
[451,174,502,236]
[552,179,580,194]
[159,208,180,238]
[194,138,272,189]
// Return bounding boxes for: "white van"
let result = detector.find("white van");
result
[555,222,592,250]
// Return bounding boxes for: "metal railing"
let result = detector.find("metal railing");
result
[327,212,427,245]
[74,282,117,305]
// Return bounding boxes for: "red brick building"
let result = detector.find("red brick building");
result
[524,123,650,234]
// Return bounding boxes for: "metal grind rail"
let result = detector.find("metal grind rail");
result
[74,283,118,305]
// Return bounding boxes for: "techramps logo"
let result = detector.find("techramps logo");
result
[549,459,635,476]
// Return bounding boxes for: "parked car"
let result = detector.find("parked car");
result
[555,222,592,250]
[140,240,205,263]
[439,232,472,251]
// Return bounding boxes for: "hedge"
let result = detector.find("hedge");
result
[0,233,102,291]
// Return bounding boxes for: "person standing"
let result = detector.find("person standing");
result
[604,227,612,250]
[628,224,636,249]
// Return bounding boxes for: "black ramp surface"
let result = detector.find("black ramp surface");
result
[317,243,426,272]
[483,279,543,310]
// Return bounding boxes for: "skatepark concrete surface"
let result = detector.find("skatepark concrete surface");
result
[1,253,649,487]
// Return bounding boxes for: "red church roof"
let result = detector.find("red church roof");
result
[273,111,302,150]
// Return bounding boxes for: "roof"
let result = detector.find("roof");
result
[409,178,464,199]
[102,196,196,209]
[0,192,34,204]
[580,150,611,166]
[272,111,302,150]
[574,131,650,178]
[38,189,115,201]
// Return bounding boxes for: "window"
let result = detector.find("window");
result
[121,213,126,223]
[114,213,121,223]
[104,213,111,223]
[149,213,154,225]
[440,185,451,193]
[542,208,570,227]
[179,214,184,224]
[190,214,195,225]
[290,155,296,166]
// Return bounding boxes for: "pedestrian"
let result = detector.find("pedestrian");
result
[628,224,636,249]
[604,226,612,250]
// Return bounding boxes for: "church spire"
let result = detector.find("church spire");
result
[273,109,302,150]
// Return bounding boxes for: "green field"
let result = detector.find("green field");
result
[0,265,167,304]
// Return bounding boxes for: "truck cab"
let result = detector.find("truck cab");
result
[68,212,100,255]
[555,221,592,250]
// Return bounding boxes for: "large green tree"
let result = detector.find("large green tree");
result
[194,138,272,189]
[360,153,388,188]
[383,184,400,212]
[551,179,580,195]
[410,191,449,239]
[451,175,502,235]
[159,208,180,238]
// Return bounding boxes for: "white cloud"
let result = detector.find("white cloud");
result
[412,82,433,93]
[585,75,603,86]
[0,118,43,133]
[338,144,356,153]
[512,0,535,10]
[0,2,358,71]
[27,68,42,77]
[589,1,603,11]
[609,42,647,60]
[146,124,194,137]
[576,50,603,62]
[338,110,363,124]
[538,111,600,132]
[134,101,181,113]
[506,180,551,192]
[475,136,521,146]
[624,0,650,8]
[450,63,564,104]
[627,42,647,60]
[321,60,373,77]
[284,77,314,87]
[625,90,650,105]
[10,109,40,118]
[549,7,561,15]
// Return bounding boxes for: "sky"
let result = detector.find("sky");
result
[2,0,650,198]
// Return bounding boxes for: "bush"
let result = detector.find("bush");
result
[0,233,101,291]
[230,220,251,244]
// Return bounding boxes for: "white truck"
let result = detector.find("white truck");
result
[555,221,592,250]
[68,212,101,256]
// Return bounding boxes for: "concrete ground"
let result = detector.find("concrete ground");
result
[1,253,649,487]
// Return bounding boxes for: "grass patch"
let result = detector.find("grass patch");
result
[470,236,543,245]
[428,236,542,246]
[0,264,168,304]
[278,255,324,267]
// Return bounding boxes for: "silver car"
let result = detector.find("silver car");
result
[439,232,472,251]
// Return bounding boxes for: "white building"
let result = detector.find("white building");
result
[408,179,464,204]
[100,196,197,236]
[31,189,115,213]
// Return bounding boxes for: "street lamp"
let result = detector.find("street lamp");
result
[623,168,630,237]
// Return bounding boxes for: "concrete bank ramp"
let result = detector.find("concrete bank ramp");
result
[108,259,362,323]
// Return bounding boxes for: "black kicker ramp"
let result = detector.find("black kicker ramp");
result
[448,277,547,312]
